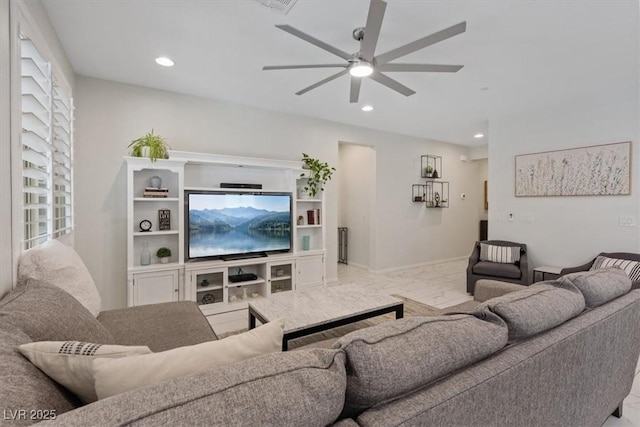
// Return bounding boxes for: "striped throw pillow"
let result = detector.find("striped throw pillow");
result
[479,243,521,264]
[590,256,640,282]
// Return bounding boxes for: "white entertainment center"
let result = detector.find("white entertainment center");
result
[125,151,326,333]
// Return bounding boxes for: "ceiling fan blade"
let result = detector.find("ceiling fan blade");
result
[276,25,352,61]
[375,21,467,65]
[295,69,349,96]
[378,64,464,73]
[350,77,362,103]
[263,64,347,70]
[369,72,415,97]
[360,0,387,61]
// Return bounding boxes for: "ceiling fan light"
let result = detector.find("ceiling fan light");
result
[349,61,374,77]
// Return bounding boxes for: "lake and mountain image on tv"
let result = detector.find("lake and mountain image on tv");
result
[188,193,291,258]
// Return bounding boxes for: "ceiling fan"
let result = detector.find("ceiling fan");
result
[263,0,466,103]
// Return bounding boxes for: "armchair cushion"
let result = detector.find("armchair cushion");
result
[473,261,522,279]
[590,255,640,282]
[479,243,521,264]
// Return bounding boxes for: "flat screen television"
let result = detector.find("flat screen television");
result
[186,191,292,260]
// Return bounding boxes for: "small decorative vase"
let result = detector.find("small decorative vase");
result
[302,235,311,251]
[160,257,169,264]
[149,176,162,189]
[140,243,151,266]
[242,288,248,300]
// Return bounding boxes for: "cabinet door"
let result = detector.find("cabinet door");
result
[132,270,179,306]
[296,255,324,290]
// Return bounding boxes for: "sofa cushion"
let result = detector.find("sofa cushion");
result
[93,318,284,400]
[98,301,217,351]
[479,243,521,264]
[333,314,508,418]
[0,280,114,344]
[45,348,346,427]
[473,260,522,279]
[0,322,78,424]
[560,267,631,308]
[19,341,152,403]
[590,255,640,282]
[18,239,101,316]
[474,280,585,342]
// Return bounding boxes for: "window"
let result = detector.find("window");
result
[19,36,74,249]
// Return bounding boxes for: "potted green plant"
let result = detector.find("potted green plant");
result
[424,165,434,177]
[128,129,170,162]
[300,153,336,198]
[156,247,172,264]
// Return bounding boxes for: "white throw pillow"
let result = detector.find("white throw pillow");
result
[93,318,285,400]
[17,239,102,316]
[479,243,521,264]
[19,341,152,403]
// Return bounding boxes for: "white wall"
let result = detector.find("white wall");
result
[338,143,376,268]
[477,158,488,223]
[75,76,484,309]
[489,88,639,270]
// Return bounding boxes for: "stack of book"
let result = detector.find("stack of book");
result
[306,209,321,225]
[143,187,169,198]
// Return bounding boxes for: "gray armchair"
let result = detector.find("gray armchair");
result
[466,240,529,294]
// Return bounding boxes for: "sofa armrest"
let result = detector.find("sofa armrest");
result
[97,301,216,352]
[474,279,526,302]
[560,260,594,276]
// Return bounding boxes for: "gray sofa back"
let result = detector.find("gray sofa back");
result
[355,290,640,427]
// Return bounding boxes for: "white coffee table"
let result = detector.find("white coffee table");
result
[248,286,404,350]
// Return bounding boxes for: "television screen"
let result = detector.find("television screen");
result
[187,192,292,259]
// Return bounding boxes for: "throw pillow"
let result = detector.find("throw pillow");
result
[590,255,640,282]
[479,243,521,264]
[17,239,101,316]
[0,279,115,344]
[19,341,152,404]
[93,318,284,400]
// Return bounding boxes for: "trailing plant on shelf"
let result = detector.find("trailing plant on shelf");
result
[156,247,172,263]
[128,129,170,162]
[300,153,336,198]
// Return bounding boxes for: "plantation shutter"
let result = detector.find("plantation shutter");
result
[21,37,52,249]
[19,36,74,249]
[52,79,73,237]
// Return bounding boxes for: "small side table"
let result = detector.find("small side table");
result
[533,266,563,283]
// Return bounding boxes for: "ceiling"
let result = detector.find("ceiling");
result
[42,0,638,146]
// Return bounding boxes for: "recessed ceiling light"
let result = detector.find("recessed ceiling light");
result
[349,60,374,77]
[474,133,484,138]
[155,57,174,67]
[362,105,374,112]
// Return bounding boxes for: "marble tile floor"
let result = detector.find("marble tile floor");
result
[335,261,640,426]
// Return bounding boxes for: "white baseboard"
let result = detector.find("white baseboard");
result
[370,256,468,275]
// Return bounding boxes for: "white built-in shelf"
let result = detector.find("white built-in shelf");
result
[225,278,266,288]
[129,262,181,273]
[196,283,224,292]
[297,225,322,229]
[134,197,179,202]
[271,275,292,282]
[133,230,179,237]
[228,295,265,306]
[297,198,322,203]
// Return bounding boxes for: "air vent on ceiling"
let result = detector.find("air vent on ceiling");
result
[255,0,298,15]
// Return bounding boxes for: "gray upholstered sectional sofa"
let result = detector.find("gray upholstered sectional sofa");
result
[2,268,639,426]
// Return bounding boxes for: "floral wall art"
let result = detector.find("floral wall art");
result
[515,141,631,197]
